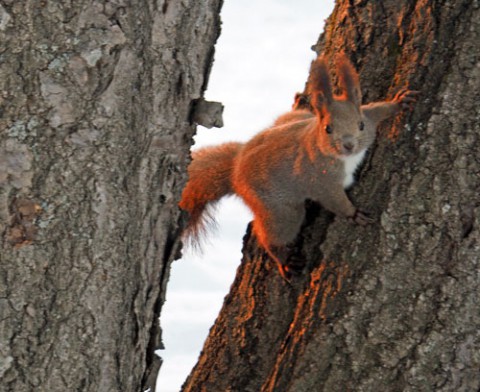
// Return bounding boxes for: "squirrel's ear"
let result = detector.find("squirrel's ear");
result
[311,91,329,117]
[336,53,362,107]
[308,56,333,108]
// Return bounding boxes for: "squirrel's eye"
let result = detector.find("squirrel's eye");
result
[359,121,365,131]
[325,124,333,134]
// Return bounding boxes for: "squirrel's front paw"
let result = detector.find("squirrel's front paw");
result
[349,209,374,226]
[393,88,420,111]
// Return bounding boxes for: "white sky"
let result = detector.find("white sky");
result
[157,1,335,391]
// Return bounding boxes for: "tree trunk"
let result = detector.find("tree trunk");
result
[0,1,222,391]
[183,1,480,391]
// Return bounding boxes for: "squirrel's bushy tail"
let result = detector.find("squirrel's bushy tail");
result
[179,142,243,248]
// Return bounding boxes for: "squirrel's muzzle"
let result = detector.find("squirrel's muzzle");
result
[340,135,356,155]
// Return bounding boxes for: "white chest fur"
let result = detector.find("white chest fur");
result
[341,149,367,188]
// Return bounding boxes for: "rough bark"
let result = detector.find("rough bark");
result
[183,1,480,391]
[0,1,222,391]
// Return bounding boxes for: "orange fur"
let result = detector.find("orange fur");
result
[179,142,242,248]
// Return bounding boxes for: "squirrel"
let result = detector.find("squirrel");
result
[179,54,418,279]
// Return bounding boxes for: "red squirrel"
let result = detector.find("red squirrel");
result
[179,54,418,279]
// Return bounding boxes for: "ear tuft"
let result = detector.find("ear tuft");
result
[336,53,362,107]
[308,56,333,113]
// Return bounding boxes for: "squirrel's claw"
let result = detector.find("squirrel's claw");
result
[394,89,420,111]
[349,209,374,226]
[278,265,293,283]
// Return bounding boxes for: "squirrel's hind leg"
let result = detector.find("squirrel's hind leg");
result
[252,203,306,280]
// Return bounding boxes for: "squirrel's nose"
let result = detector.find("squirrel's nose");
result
[343,141,354,152]
[341,135,356,153]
